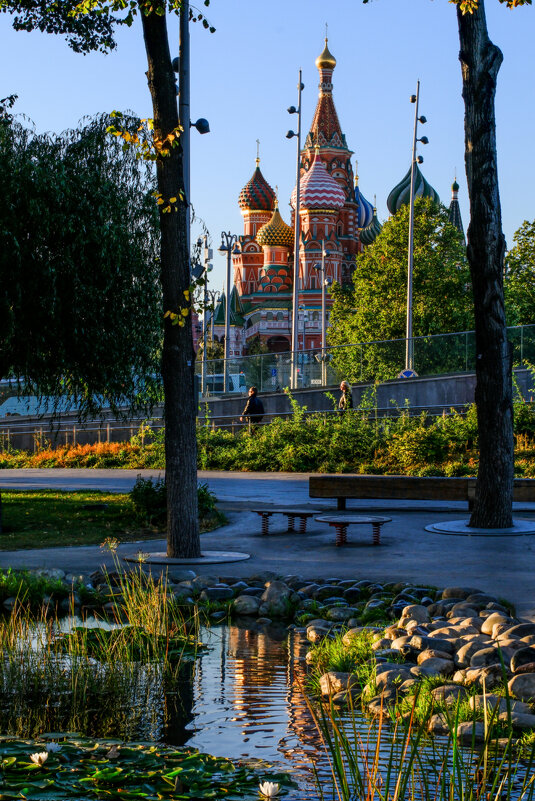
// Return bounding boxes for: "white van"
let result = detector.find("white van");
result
[202,373,247,396]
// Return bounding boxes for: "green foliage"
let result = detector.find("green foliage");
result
[130,476,221,527]
[505,219,535,326]
[0,738,291,801]
[0,111,162,416]
[329,198,473,382]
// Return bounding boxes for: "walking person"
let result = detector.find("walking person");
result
[338,380,353,415]
[240,386,265,433]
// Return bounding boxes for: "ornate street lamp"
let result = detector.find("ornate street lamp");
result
[218,231,238,393]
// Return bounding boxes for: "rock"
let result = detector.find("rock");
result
[332,689,360,706]
[498,711,535,729]
[319,672,359,696]
[428,713,450,734]
[258,581,292,617]
[514,662,535,676]
[457,722,487,744]
[416,658,455,677]
[375,649,403,660]
[210,610,227,621]
[2,597,18,612]
[314,584,344,601]
[464,664,506,689]
[375,666,414,688]
[193,575,219,590]
[249,571,278,584]
[326,607,357,622]
[372,638,392,651]
[447,604,478,619]
[60,593,81,612]
[509,673,535,702]
[167,569,196,582]
[322,597,348,607]
[233,595,261,616]
[469,694,532,715]
[417,649,453,664]
[342,627,382,645]
[470,647,505,669]
[239,587,265,597]
[442,587,482,600]
[480,613,513,636]
[456,638,493,668]
[256,617,272,625]
[307,625,334,644]
[511,647,535,673]
[200,587,234,602]
[31,567,66,581]
[431,684,468,705]
[466,592,500,606]
[343,587,365,603]
[453,669,467,682]
[399,604,430,624]
[458,617,484,631]
[410,635,455,654]
[391,635,412,650]
[504,623,535,640]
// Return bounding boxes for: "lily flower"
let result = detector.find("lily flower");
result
[30,752,49,766]
[46,742,61,753]
[259,781,280,798]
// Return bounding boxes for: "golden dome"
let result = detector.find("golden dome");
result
[315,38,336,71]
[257,204,294,249]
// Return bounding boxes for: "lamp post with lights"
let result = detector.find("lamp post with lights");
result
[286,71,304,390]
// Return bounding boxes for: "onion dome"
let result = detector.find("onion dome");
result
[386,165,440,215]
[291,151,346,211]
[256,203,294,248]
[355,185,374,229]
[449,178,465,239]
[315,37,337,71]
[360,209,383,246]
[238,163,276,212]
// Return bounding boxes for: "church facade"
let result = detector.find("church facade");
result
[209,40,462,359]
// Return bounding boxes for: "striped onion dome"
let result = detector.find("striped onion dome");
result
[238,164,276,212]
[359,209,383,246]
[291,151,346,211]
[355,185,374,229]
[256,203,294,248]
[386,164,440,215]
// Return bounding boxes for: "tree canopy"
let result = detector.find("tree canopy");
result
[328,198,473,381]
[504,220,535,327]
[0,110,162,415]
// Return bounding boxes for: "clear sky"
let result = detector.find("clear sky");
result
[1,0,533,292]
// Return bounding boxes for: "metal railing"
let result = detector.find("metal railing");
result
[196,324,535,397]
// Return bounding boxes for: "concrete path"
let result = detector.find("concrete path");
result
[1,469,535,619]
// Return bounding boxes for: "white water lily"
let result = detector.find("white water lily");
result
[259,781,280,798]
[30,752,49,766]
[46,742,61,753]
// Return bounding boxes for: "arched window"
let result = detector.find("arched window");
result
[276,312,284,321]
[266,312,273,321]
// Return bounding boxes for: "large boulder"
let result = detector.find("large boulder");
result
[233,595,261,616]
[319,672,359,696]
[509,673,535,702]
[258,581,292,617]
[431,684,468,705]
[511,647,535,674]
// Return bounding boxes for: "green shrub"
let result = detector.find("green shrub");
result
[129,476,219,527]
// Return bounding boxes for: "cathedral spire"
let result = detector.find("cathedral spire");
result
[449,177,465,241]
[304,37,347,152]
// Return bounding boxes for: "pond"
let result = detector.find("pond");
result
[0,619,358,799]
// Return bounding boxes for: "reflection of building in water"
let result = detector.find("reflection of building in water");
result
[282,630,326,766]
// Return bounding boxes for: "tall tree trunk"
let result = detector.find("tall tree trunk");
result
[457,0,514,528]
[141,9,200,557]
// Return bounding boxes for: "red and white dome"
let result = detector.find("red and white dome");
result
[291,152,346,211]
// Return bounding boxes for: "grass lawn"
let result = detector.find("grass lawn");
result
[0,490,220,550]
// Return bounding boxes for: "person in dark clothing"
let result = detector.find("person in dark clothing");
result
[240,386,264,431]
[338,380,353,415]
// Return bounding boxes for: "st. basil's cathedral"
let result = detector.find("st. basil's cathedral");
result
[209,39,464,359]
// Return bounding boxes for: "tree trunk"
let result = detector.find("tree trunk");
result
[141,9,200,557]
[457,0,514,528]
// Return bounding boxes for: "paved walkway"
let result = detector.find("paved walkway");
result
[1,469,535,619]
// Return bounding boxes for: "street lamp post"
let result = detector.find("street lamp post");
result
[287,71,304,390]
[200,236,213,397]
[299,304,308,384]
[207,289,221,345]
[218,231,238,393]
[403,81,428,377]
[312,240,331,385]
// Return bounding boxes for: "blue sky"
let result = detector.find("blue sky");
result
[1,0,533,291]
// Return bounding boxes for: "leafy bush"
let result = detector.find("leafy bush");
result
[129,476,219,527]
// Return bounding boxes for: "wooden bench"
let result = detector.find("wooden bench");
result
[252,508,317,535]
[316,515,392,546]
[309,475,535,511]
